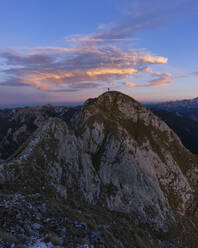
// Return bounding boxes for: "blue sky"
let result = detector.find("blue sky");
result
[0,0,198,105]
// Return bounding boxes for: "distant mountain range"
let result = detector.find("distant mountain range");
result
[153,97,198,110]
[147,97,198,155]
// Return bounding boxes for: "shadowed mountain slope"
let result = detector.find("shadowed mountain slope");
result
[150,109,198,154]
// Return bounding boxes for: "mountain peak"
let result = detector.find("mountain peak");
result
[85,90,137,107]
[81,90,141,124]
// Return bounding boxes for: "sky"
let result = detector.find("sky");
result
[0,0,198,106]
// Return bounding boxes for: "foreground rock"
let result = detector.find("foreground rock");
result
[1,91,198,247]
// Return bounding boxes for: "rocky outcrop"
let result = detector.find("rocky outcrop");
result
[1,91,198,247]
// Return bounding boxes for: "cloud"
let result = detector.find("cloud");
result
[148,73,172,87]
[76,0,198,46]
[192,71,198,76]
[123,81,136,87]
[1,44,168,91]
[3,0,190,91]
[123,73,172,88]
[174,73,188,79]
[1,49,55,66]
[0,78,29,87]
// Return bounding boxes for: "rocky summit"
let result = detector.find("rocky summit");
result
[1,91,198,247]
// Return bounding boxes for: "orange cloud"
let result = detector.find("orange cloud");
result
[123,81,136,87]
[1,35,169,91]
[149,73,172,87]
[87,68,138,77]
[141,55,168,64]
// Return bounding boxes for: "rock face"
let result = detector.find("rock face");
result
[1,91,198,247]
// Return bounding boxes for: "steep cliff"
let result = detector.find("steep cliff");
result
[1,91,198,247]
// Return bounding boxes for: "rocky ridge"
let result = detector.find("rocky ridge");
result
[1,91,198,247]
[0,104,76,160]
